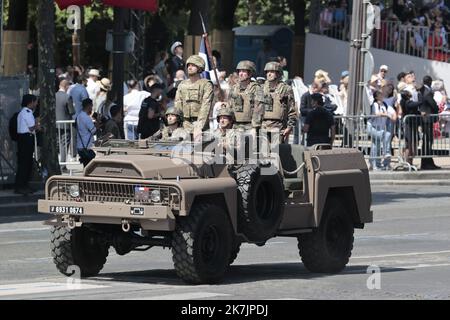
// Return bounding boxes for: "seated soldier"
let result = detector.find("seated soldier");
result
[212,103,242,153]
[153,107,190,141]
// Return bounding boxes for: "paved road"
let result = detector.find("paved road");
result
[0,185,449,300]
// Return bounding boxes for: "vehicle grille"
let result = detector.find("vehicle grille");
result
[53,180,180,208]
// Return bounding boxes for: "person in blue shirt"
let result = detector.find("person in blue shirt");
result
[69,74,89,118]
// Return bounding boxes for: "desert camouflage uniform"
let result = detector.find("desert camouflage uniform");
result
[262,80,297,132]
[174,55,214,133]
[228,82,265,131]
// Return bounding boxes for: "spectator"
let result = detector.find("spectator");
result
[256,39,277,76]
[95,78,112,114]
[334,0,348,39]
[55,80,74,166]
[400,90,422,165]
[277,56,289,81]
[300,81,322,119]
[320,82,338,115]
[137,102,163,140]
[404,70,419,101]
[367,90,392,170]
[154,51,170,88]
[101,104,123,140]
[427,22,449,61]
[419,75,441,169]
[168,41,185,79]
[314,69,332,85]
[69,73,89,117]
[302,93,336,147]
[15,94,40,195]
[123,80,151,140]
[86,69,101,101]
[76,98,98,167]
[319,1,336,37]
[370,65,389,93]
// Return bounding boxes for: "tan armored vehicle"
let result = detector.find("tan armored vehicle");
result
[38,138,372,284]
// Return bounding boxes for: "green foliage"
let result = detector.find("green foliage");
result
[235,0,295,27]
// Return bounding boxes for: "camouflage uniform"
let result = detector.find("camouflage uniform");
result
[212,105,241,151]
[174,55,214,133]
[153,107,190,141]
[228,61,265,131]
[160,126,190,141]
[262,62,297,135]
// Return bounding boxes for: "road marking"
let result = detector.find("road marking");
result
[352,250,450,259]
[126,292,230,300]
[395,263,450,269]
[0,228,48,234]
[0,282,108,297]
[0,240,47,245]
[355,233,430,240]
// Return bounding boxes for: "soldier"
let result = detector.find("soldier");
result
[211,103,245,158]
[262,61,297,143]
[153,107,190,142]
[228,60,265,132]
[174,55,214,140]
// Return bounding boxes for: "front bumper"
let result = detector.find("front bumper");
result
[38,200,176,231]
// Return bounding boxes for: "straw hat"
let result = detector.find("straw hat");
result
[98,78,112,91]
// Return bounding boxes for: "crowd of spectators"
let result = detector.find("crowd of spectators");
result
[319,0,450,62]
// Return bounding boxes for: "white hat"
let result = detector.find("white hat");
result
[170,41,183,55]
[98,78,112,91]
[88,69,100,77]
[380,65,389,71]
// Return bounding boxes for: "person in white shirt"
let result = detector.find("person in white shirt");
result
[123,80,151,140]
[15,94,40,195]
[86,69,101,102]
[367,90,393,170]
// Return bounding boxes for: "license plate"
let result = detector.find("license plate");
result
[50,206,84,215]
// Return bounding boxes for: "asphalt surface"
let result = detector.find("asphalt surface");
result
[0,184,449,300]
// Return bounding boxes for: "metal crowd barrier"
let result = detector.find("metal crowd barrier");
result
[398,114,450,171]
[299,113,450,171]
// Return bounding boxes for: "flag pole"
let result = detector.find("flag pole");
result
[199,12,224,102]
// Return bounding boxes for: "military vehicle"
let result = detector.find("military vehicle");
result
[38,138,372,284]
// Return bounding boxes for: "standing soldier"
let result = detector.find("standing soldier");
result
[175,55,214,140]
[228,60,265,132]
[262,62,297,143]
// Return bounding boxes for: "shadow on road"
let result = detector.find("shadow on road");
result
[94,262,410,286]
[372,192,449,205]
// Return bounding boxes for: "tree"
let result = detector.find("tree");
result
[37,0,60,177]
[5,0,28,30]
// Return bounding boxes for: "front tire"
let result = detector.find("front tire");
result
[171,203,233,284]
[50,225,109,277]
[298,196,354,273]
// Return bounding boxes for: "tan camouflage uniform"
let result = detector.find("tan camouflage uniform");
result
[174,55,214,133]
[228,61,265,132]
[262,62,297,139]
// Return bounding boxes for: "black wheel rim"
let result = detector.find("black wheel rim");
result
[201,225,220,264]
[325,213,349,258]
[255,181,275,220]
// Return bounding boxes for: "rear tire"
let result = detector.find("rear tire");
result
[50,225,109,277]
[233,165,285,242]
[298,196,354,273]
[229,240,241,265]
[172,203,233,284]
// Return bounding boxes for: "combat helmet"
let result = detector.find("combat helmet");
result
[186,55,206,72]
[264,61,283,73]
[236,60,256,76]
[166,107,184,124]
[216,103,236,122]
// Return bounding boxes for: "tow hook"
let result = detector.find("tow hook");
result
[122,219,131,233]
[67,216,82,230]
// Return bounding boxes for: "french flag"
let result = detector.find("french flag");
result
[199,38,211,80]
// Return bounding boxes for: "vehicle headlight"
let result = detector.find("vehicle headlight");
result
[68,184,80,198]
[150,190,161,203]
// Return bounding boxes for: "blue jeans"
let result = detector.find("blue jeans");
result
[367,123,392,168]
[126,124,137,140]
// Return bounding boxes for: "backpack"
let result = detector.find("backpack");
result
[8,112,19,142]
